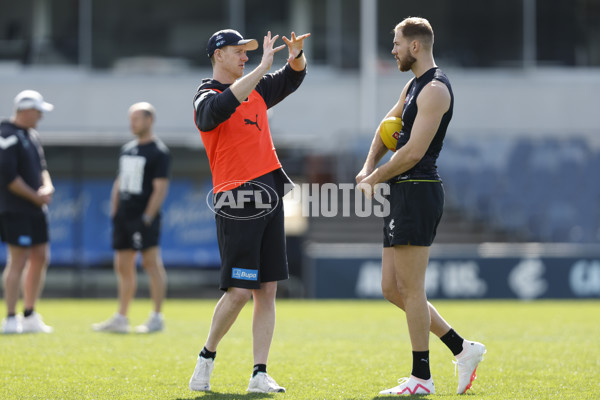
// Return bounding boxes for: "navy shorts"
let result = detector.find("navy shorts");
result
[215,200,289,291]
[383,180,444,247]
[0,212,49,247]
[112,213,161,251]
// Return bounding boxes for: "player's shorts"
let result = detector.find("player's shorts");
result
[383,180,444,247]
[0,212,49,247]
[215,200,289,291]
[112,213,161,251]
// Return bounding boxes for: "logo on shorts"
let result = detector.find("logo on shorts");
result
[232,268,258,281]
[132,231,142,249]
[388,219,395,237]
[206,180,279,220]
[18,235,32,246]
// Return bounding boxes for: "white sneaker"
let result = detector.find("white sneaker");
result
[2,316,22,334]
[247,372,286,393]
[454,340,486,394]
[92,313,129,333]
[22,312,53,333]
[189,356,214,391]
[379,376,435,395]
[135,312,164,333]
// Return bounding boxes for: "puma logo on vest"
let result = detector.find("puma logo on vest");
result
[244,114,261,131]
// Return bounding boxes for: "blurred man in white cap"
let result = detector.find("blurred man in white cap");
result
[0,90,55,334]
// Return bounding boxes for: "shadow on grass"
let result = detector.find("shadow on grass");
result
[177,392,274,400]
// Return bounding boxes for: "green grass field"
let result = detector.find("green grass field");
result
[1,299,599,399]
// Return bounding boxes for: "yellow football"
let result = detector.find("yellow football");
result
[379,116,403,152]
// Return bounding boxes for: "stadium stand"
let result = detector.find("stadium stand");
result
[310,134,600,245]
[438,136,600,243]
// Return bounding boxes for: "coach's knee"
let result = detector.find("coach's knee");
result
[226,287,252,307]
[257,281,277,299]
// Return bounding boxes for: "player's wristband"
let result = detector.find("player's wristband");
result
[295,49,304,59]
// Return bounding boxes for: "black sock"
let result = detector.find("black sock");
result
[252,364,267,377]
[23,309,34,318]
[411,351,431,380]
[440,328,464,356]
[199,347,216,360]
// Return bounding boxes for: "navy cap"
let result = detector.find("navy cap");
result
[207,29,259,58]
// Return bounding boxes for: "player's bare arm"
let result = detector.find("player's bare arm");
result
[142,178,169,225]
[109,177,120,218]
[358,81,450,195]
[355,79,412,184]
[229,31,286,103]
[282,32,311,71]
[37,170,54,198]
[7,176,50,207]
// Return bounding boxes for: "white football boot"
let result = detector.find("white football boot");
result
[379,376,435,395]
[135,312,164,333]
[189,356,214,391]
[2,316,22,334]
[247,372,286,393]
[92,313,129,333]
[22,312,53,333]
[454,340,486,394]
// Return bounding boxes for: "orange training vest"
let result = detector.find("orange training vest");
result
[197,89,281,193]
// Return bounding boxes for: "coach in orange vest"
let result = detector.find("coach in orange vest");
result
[189,29,310,394]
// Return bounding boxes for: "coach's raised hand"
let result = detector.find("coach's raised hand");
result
[260,31,286,71]
[282,32,311,70]
[230,31,285,103]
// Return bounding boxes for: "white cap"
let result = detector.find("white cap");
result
[14,90,54,112]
